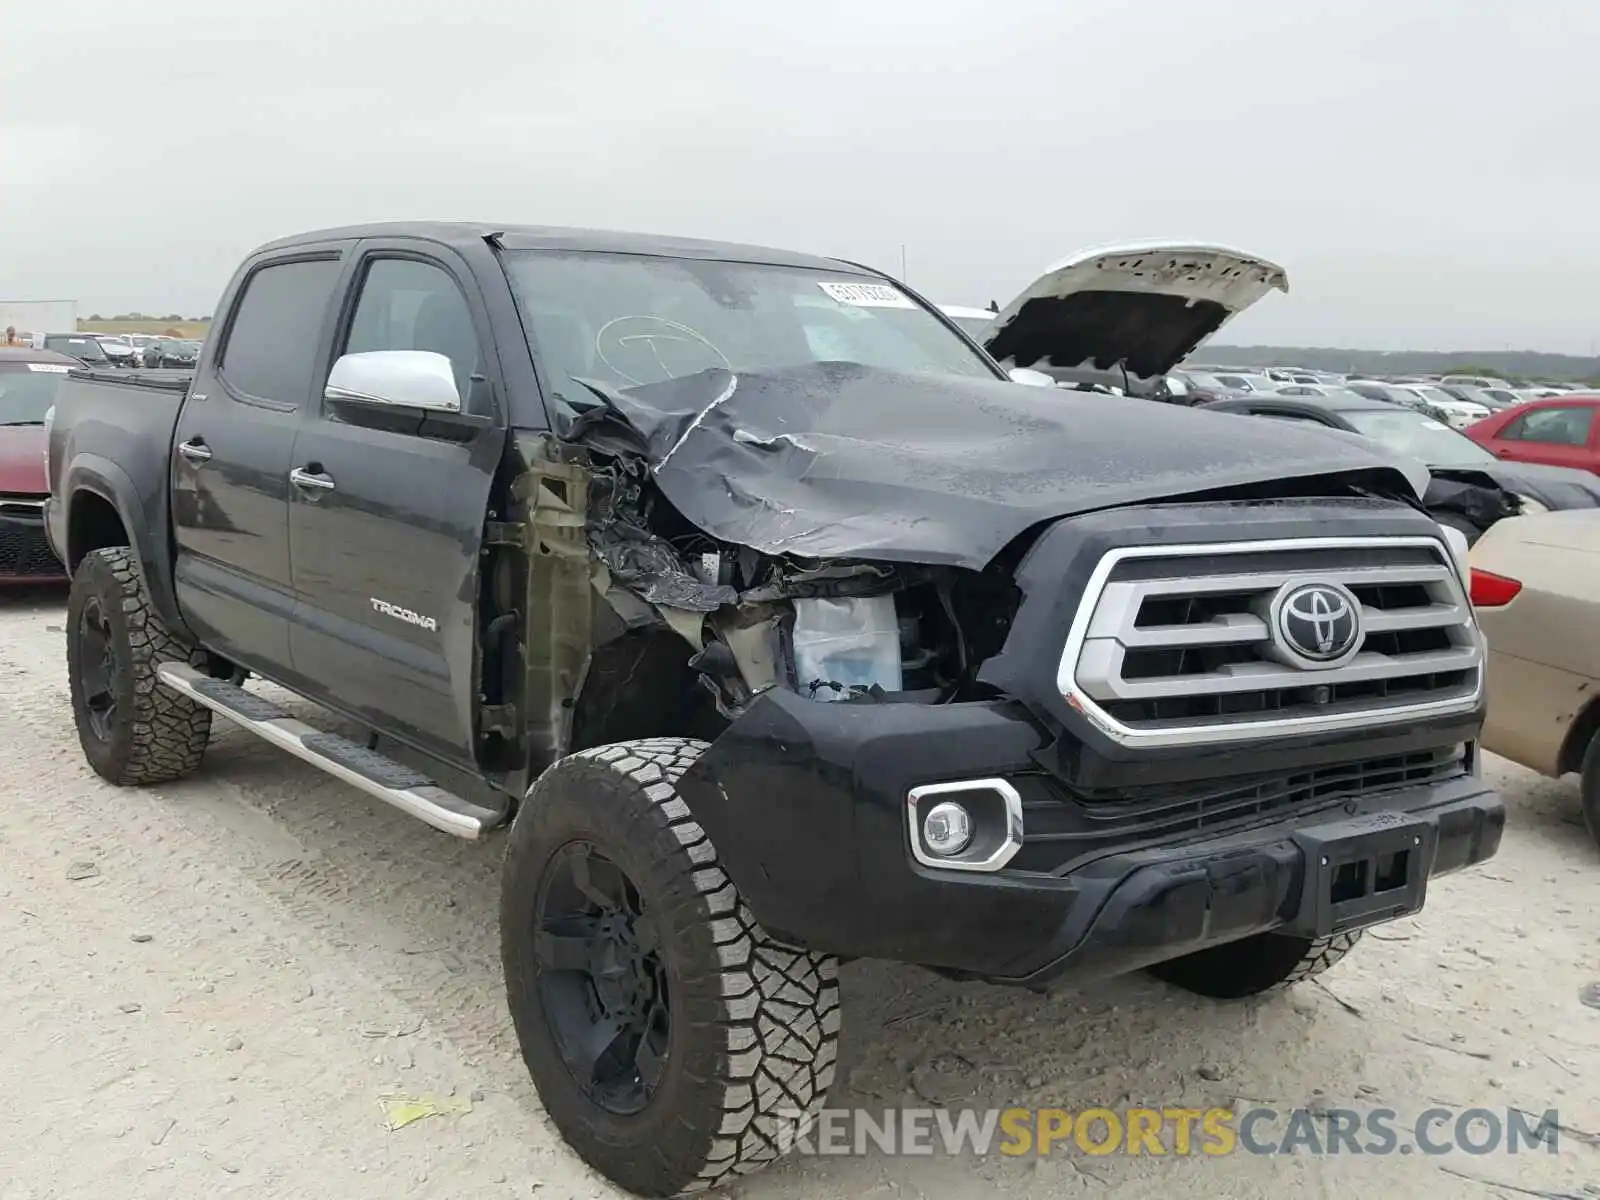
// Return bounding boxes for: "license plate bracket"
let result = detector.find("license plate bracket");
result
[1289,814,1435,938]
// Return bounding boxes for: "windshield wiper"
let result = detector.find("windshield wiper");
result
[0,419,45,427]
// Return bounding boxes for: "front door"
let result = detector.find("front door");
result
[287,249,504,766]
[171,254,345,673]
[1485,403,1597,471]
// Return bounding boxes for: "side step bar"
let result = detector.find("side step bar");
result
[156,662,503,839]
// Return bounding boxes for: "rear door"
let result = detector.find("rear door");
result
[286,241,506,766]
[171,248,347,672]
[1482,403,1599,472]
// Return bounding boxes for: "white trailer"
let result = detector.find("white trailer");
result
[0,299,79,338]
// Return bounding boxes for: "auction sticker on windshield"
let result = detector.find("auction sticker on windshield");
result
[27,364,71,373]
[818,280,916,309]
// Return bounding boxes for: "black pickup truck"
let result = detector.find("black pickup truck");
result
[45,223,1504,1196]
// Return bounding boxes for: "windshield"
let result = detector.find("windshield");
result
[946,314,995,342]
[501,252,997,410]
[44,335,108,362]
[1411,386,1463,406]
[1216,374,1276,392]
[0,364,69,424]
[1343,408,1495,466]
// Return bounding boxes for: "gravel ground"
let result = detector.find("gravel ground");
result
[2,585,1596,1200]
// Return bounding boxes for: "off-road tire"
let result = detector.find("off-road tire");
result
[1578,734,1600,853]
[1148,930,1365,999]
[66,547,211,785]
[502,738,841,1197]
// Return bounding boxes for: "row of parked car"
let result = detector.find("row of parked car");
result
[29,331,202,370]
[1173,367,1578,425]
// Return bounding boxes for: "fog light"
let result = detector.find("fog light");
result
[922,801,974,857]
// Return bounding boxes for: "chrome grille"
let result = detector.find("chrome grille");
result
[1058,537,1483,747]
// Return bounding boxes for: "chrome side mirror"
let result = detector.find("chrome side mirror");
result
[325,350,461,413]
[1007,366,1057,388]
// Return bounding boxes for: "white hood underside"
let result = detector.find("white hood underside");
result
[975,241,1290,379]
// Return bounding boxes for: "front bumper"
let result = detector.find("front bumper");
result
[0,502,65,581]
[676,687,1504,987]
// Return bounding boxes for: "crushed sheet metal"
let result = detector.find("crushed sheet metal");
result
[565,362,1422,572]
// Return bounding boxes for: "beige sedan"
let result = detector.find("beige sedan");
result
[1470,510,1600,847]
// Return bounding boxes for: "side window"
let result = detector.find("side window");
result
[220,258,343,404]
[1502,406,1595,446]
[342,258,482,401]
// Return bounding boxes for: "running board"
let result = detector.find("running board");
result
[156,662,502,839]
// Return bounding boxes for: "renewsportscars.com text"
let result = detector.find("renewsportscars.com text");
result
[774,1106,1563,1158]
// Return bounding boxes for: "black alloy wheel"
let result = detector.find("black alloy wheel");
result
[533,839,671,1116]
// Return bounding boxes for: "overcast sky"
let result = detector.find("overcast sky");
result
[4,0,1597,353]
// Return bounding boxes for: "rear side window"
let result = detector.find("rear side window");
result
[1501,405,1595,446]
[219,258,342,404]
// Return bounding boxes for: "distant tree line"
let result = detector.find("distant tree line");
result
[87,312,210,322]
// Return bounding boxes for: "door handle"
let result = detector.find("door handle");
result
[177,439,212,464]
[289,467,336,492]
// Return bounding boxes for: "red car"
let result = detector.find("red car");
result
[0,347,76,582]
[1465,394,1600,474]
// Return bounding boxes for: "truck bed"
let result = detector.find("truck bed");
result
[45,368,194,625]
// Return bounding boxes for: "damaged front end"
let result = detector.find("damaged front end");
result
[471,362,1497,977]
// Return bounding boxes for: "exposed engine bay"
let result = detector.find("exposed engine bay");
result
[553,361,1433,720]
[587,467,1022,714]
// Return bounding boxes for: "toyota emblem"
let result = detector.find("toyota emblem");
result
[1274,582,1362,666]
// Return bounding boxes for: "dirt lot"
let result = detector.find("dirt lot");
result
[2,585,1596,1200]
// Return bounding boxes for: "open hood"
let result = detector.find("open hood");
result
[977,241,1289,380]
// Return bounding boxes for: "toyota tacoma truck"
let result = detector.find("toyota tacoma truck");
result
[45,225,1504,1197]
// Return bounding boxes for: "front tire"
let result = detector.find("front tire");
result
[66,547,211,785]
[501,738,841,1197]
[1148,930,1364,999]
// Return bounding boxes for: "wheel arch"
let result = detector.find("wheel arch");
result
[62,454,191,638]
[1558,696,1600,777]
[566,626,726,756]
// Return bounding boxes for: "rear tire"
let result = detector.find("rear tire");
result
[66,547,211,785]
[1578,735,1600,853]
[1148,930,1364,999]
[501,738,841,1197]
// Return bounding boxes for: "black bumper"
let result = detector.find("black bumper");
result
[0,507,65,580]
[676,688,1504,987]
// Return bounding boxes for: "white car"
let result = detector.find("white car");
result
[940,241,1290,396]
[93,335,137,368]
[1441,373,1513,391]
[1394,383,1490,430]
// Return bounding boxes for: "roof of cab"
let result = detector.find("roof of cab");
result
[255,221,872,275]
